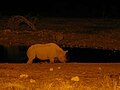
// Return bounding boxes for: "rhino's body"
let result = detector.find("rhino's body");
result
[27,43,68,64]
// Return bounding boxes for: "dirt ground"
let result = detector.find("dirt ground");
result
[0,63,120,90]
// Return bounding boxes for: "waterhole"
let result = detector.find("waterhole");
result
[0,45,120,63]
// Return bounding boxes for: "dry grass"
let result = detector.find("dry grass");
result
[6,15,36,31]
[0,76,119,90]
[0,63,120,90]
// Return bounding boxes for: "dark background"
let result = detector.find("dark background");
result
[0,1,120,18]
[0,1,120,63]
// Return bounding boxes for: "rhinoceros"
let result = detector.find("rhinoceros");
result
[27,43,68,64]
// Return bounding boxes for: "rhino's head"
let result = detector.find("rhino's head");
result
[58,50,68,63]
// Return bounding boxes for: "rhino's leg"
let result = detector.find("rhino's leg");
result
[27,59,33,64]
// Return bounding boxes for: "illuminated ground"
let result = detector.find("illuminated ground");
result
[0,63,120,90]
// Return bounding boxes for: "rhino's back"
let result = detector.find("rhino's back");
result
[33,43,57,54]
[32,43,61,50]
[28,43,64,55]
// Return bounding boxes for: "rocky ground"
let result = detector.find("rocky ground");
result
[0,63,120,90]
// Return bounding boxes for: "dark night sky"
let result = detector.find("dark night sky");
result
[0,1,120,18]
